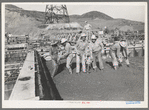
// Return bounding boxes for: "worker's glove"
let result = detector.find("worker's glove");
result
[103,43,106,47]
[125,59,130,67]
[118,58,123,63]
[113,60,118,67]
[72,51,76,54]
[76,52,80,56]
[57,57,61,64]
[101,49,105,54]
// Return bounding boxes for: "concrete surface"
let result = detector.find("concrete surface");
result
[52,56,144,101]
[9,51,39,100]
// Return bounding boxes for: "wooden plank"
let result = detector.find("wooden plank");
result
[5,63,21,66]
[5,68,19,71]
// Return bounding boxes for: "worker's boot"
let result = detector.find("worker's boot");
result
[113,60,118,70]
[76,72,80,75]
[93,68,97,72]
[125,59,130,67]
[114,66,117,70]
[100,67,104,72]
[86,64,91,74]
[68,68,73,74]
[118,58,123,67]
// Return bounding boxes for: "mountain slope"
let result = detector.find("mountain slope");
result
[81,11,113,20]
[5,4,23,10]
[5,4,45,22]
[5,4,144,40]
[5,4,44,39]
[70,11,113,20]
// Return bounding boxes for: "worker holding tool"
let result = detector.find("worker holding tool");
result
[45,41,59,78]
[85,45,93,74]
[110,37,129,70]
[83,21,92,42]
[75,33,88,74]
[119,38,130,67]
[57,38,77,74]
[89,34,104,72]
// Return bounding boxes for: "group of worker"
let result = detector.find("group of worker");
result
[45,31,130,78]
[44,21,129,78]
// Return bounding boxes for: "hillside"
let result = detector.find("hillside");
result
[5,4,45,23]
[5,4,23,10]
[5,4,144,39]
[70,11,113,20]
[5,4,45,39]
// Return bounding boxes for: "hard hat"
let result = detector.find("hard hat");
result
[81,33,86,37]
[91,35,97,39]
[51,41,58,46]
[121,37,126,41]
[70,40,76,43]
[119,41,127,47]
[61,38,67,43]
[85,21,88,23]
[114,37,120,41]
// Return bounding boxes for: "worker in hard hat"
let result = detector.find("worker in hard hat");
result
[83,21,92,42]
[89,34,104,72]
[45,41,59,78]
[75,33,88,74]
[57,38,76,74]
[110,37,129,70]
[109,37,121,70]
[84,21,92,30]
[119,39,130,66]
[85,45,93,74]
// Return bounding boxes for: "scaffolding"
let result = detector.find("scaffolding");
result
[44,5,70,24]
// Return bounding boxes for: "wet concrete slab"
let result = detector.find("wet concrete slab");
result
[9,51,39,100]
[52,57,144,101]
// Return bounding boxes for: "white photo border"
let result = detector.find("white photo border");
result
[2,2,148,108]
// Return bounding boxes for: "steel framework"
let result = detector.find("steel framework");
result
[44,5,70,24]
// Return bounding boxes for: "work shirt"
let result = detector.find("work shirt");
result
[49,45,59,61]
[60,42,74,59]
[110,41,121,59]
[76,40,88,54]
[110,41,120,51]
[65,42,72,54]
[89,38,103,53]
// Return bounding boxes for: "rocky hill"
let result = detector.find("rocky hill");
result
[70,11,113,20]
[5,4,144,39]
[5,4,45,39]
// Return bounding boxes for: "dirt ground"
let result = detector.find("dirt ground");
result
[49,56,144,101]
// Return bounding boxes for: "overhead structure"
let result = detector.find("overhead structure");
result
[44,5,70,24]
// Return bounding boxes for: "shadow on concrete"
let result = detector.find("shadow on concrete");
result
[38,57,63,100]
[57,62,66,74]
[105,61,113,68]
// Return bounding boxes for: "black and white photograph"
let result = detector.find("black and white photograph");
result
[2,2,148,108]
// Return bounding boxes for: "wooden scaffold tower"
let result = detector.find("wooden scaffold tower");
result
[44,5,70,24]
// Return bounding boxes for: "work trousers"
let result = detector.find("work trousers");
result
[83,30,92,42]
[110,49,130,66]
[66,53,75,70]
[76,53,86,73]
[46,59,58,78]
[92,51,104,70]
[109,50,118,67]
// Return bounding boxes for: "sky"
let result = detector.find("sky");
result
[10,2,146,22]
